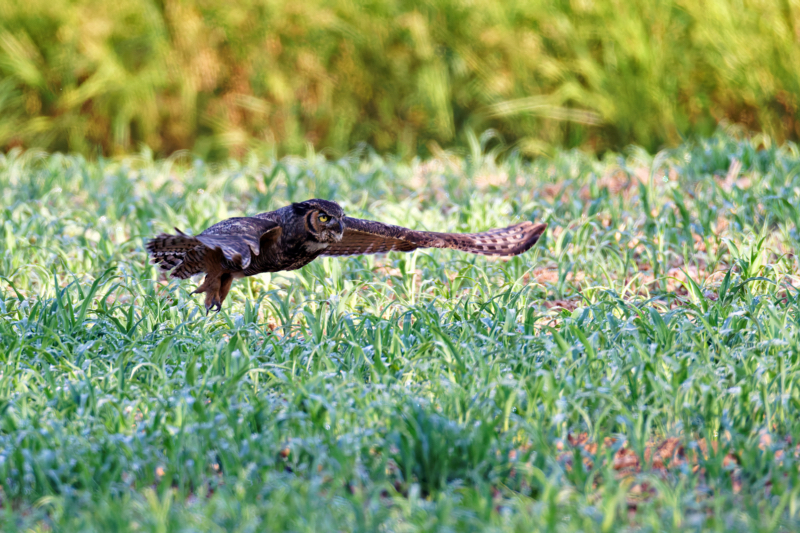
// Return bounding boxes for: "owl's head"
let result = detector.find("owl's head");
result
[294,199,345,243]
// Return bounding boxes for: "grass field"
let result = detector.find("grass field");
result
[2,130,800,531]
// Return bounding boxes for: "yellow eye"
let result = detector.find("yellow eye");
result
[318,214,329,223]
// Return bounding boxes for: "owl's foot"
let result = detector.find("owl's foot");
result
[193,273,234,314]
[193,276,221,314]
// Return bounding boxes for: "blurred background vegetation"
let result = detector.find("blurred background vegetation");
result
[1,0,800,159]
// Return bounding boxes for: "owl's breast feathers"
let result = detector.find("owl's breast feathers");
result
[303,241,330,253]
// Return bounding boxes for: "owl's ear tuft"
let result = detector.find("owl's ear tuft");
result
[291,202,310,217]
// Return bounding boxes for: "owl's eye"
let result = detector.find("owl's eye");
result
[318,214,330,223]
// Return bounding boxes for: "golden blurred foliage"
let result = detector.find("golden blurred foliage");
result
[1,0,800,158]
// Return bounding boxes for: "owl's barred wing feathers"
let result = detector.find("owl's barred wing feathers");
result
[322,217,547,257]
[146,217,280,279]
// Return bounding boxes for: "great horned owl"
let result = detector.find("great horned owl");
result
[147,199,547,312]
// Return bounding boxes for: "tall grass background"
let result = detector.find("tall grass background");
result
[2,0,800,159]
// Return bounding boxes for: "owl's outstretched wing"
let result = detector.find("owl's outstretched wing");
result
[147,216,281,278]
[321,217,546,257]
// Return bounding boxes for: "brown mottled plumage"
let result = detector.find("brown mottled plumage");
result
[146,199,547,312]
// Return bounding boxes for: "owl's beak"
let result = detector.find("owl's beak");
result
[324,218,344,242]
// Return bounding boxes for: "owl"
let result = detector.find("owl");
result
[146,199,547,312]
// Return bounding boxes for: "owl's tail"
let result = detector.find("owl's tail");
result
[146,229,208,279]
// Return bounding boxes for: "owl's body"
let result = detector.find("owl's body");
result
[147,199,546,312]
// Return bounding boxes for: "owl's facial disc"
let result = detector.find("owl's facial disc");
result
[307,209,344,243]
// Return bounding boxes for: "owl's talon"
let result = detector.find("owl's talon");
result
[203,294,222,314]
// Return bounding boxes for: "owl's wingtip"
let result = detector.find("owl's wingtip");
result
[530,222,547,237]
[512,221,547,256]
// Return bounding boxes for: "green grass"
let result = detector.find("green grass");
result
[2,130,800,531]
[3,0,800,158]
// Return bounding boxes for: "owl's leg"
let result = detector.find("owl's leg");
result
[217,273,234,308]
